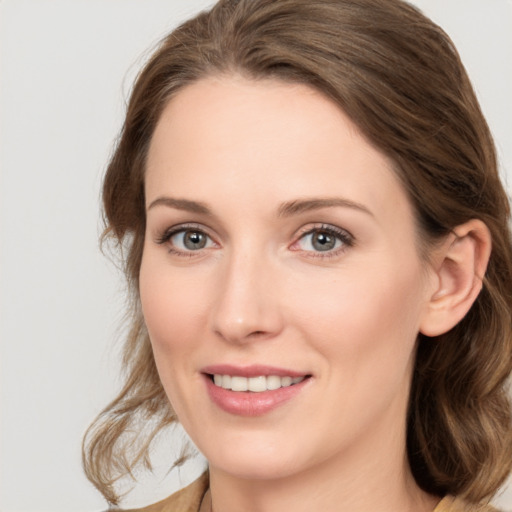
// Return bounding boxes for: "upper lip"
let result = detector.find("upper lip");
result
[201,364,309,378]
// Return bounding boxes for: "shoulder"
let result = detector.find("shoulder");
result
[435,495,501,512]
[119,472,209,512]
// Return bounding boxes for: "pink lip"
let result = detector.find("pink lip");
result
[201,365,311,417]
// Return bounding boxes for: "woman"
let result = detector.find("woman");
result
[83,0,512,511]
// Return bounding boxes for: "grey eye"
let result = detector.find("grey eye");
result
[311,231,337,251]
[297,230,343,252]
[171,230,212,251]
[184,231,207,249]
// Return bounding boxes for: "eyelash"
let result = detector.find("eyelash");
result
[155,223,354,258]
[291,224,354,259]
[155,223,217,257]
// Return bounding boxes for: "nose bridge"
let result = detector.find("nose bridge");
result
[211,242,282,343]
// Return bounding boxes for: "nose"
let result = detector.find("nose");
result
[210,249,284,344]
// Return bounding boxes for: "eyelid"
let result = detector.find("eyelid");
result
[290,223,355,256]
[155,223,205,243]
[153,222,354,258]
[154,223,219,255]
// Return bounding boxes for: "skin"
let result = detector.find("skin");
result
[140,75,444,512]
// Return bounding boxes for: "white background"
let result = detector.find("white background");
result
[1,1,511,511]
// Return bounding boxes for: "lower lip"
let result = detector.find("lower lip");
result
[204,375,310,417]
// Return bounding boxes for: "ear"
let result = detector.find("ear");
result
[419,219,492,337]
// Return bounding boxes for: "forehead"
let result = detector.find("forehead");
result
[145,75,413,227]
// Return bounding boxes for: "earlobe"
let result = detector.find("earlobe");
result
[419,219,492,337]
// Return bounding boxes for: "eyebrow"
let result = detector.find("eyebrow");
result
[147,197,211,214]
[147,195,373,218]
[277,197,373,218]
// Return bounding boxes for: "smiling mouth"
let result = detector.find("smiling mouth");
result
[210,374,308,392]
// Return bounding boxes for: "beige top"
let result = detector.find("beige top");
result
[122,473,499,512]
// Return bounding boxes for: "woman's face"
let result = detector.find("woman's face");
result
[140,76,435,481]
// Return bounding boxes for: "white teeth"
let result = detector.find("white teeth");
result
[281,376,292,387]
[221,375,231,388]
[248,376,267,392]
[212,374,306,392]
[231,376,248,391]
[267,375,282,390]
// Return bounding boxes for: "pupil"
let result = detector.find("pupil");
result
[184,231,206,249]
[312,232,335,251]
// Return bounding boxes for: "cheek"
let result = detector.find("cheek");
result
[288,257,426,373]
[139,251,212,419]
[292,261,426,436]
[139,251,208,357]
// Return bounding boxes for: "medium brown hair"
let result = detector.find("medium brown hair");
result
[83,0,512,505]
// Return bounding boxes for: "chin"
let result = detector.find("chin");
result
[199,433,307,480]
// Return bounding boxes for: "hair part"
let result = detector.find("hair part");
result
[83,0,512,505]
